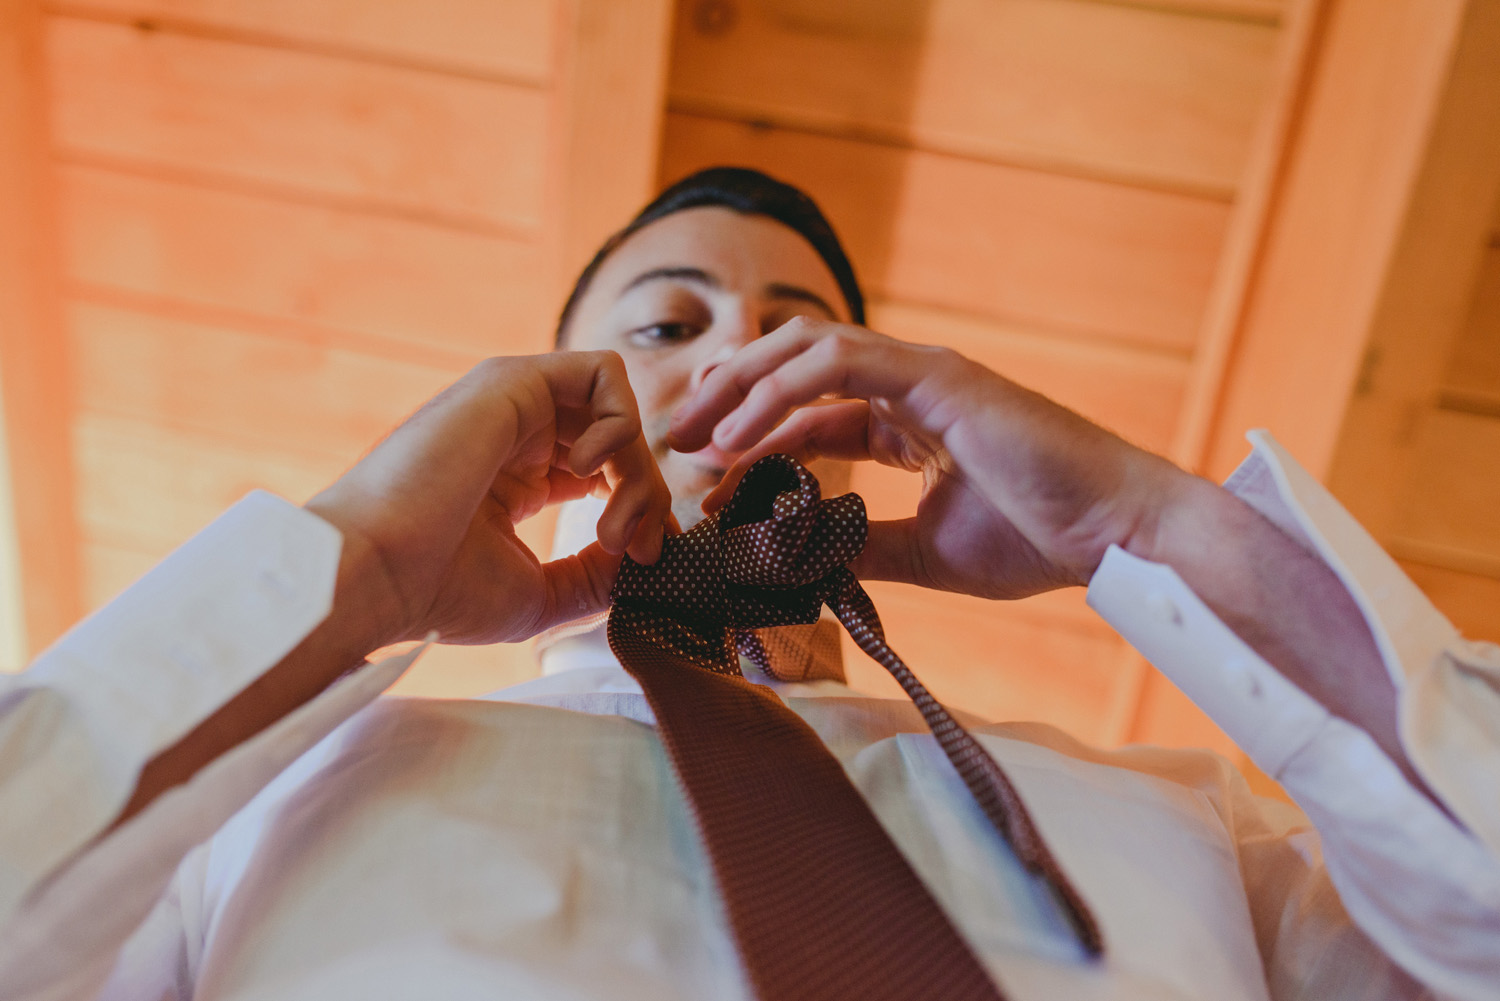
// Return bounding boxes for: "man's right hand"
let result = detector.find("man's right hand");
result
[115,350,671,829]
[307,350,673,653]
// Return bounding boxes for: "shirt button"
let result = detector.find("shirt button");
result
[259,566,300,602]
[1223,656,1262,699]
[169,638,211,677]
[1145,591,1183,627]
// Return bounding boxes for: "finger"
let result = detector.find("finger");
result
[598,470,671,564]
[531,542,622,635]
[541,351,646,478]
[849,519,925,587]
[701,402,877,513]
[668,317,832,450]
[711,331,935,453]
[596,434,671,563]
[543,466,607,507]
[535,350,670,563]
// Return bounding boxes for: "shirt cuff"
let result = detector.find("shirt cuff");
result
[1085,432,1500,998]
[0,491,341,918]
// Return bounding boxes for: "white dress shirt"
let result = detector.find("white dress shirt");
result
[0,433,1495,1000]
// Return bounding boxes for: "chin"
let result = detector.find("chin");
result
[663,467,723,531]
[672,494,710,531]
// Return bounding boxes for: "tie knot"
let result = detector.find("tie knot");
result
[611,454,868,633]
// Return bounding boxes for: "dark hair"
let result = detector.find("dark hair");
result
[555,166,865,343]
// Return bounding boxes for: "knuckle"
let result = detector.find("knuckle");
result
[474,355,515,380]
[779,314,818,337]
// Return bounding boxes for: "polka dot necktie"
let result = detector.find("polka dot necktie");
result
[608,454,1102,1001]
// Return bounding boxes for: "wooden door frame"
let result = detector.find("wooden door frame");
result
[0,0,82,659]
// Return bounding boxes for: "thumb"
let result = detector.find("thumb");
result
[850,518,925,587]
[533,542,622,635]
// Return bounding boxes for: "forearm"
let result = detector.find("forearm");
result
[1133,474,1424,790]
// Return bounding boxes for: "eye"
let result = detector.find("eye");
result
[627,321,700,348]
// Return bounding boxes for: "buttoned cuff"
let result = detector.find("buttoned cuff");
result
[1084,433,1500,999]
[1084,430,1498,852]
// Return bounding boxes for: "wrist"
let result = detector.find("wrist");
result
[302,502,416,657]
[1119,466,1239,574]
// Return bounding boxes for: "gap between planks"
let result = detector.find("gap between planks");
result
[1092,0,1284,26]
[42,0,554,90]
[66,281,488,374]
[53,148,543,244]
[665,102,1238,205]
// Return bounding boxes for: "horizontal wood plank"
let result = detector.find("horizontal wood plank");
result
[660,113,1230,350]
[1391,408,1500,562]
[50,0,558,83]
[1,0,84,655]
[47,16,550,231]
[78,538,158,611]
[76,410,556,603]
[1112,0,1285,19]
[59,165,555,358]
[73,413,337,550]
[868,300,1189,451]
[1442,246,1500,413]
[76,411,339,552]
[1400,559,1500,643]
[846,581,1128,742]
[386,640,546,698]
[669,0,1278,195]
[69,301,463,460]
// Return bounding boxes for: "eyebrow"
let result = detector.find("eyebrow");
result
[620,266,720,296]
[765,282,837,320]
[619,267,839,319]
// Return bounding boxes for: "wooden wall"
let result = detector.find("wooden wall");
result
[2,0,1495,770]
[657,0,1291,749]
[8,0,673,693]
[1388,189,1500,641]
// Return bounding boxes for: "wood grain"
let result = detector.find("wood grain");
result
[1391,408,1500,564]
[661,112,1230,350]
[0,0,84,656]
[76,413,560,695]
[1197,0,1484,482]
[868,300,1190,452]
[47,16,550,231]
[68,301,463,460]
[1324,0,1500,537]
[59,165,554,358]
[1442,247,1500,414]
[1401,559,1500,643]
[550,0,676,294]
[668,0,1278,196]
[75,412,339,552]
[50,0,559,83]
[847,580,1130,742]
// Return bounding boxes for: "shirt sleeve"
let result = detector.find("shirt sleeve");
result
[0,491,422,1000]
[1085,430,1500,1001]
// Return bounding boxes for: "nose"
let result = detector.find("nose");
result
[689,344,737,394]
[688,305,758,394]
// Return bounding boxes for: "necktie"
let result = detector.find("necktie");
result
[608,454,1102,1001]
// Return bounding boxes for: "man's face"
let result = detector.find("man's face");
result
[562,207,852,526]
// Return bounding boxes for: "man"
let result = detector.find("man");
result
[0,169,1496,1000]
